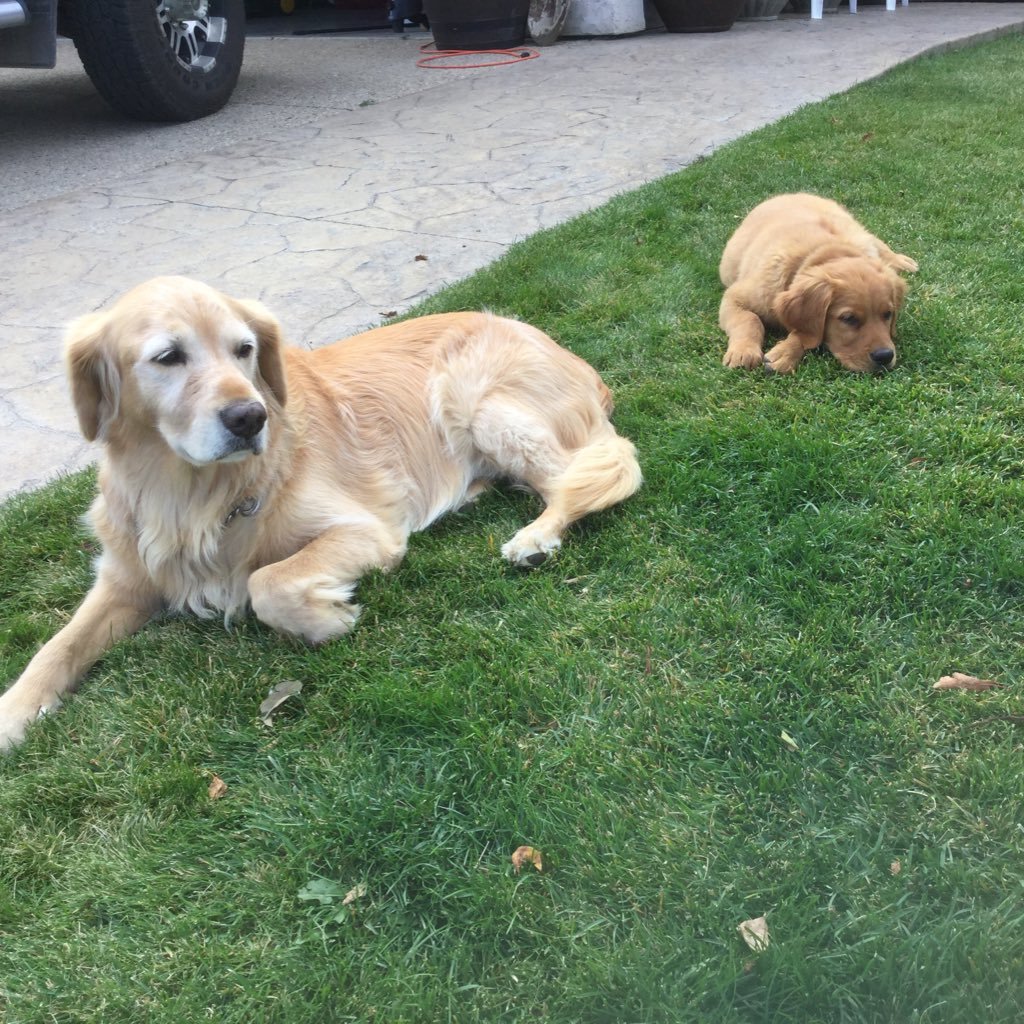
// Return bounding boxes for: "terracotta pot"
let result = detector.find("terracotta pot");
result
[650,0,745,32]
[423,0,531,49]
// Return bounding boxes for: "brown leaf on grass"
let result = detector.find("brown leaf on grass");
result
[342,883,367,906]
[861,132,875,142]
[780,730,799,752]
[511,846,544,874]
[933,672,1002,692]
[890,860,901,875]
[259,680,303,726]
[738,915,769,953]
[378,310,398,318]
[208,774,228,800]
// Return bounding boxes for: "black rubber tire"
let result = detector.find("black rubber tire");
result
[66,0,245,122]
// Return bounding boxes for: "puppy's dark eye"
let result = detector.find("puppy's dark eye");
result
[153,348,186,367]
[882,310,894,322]
[236,342,255,359]
[838,313,860,327]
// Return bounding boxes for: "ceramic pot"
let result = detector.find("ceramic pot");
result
[528,0,570,44]
[562,0,646,37]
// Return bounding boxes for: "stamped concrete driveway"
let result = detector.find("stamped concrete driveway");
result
[1,5,1022,499]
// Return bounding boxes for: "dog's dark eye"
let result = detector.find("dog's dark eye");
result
[882,310,894,322]
[236,342,255,359]
[838,313,860,327]
[153,348,186,367]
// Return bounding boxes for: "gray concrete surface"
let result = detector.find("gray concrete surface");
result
[1,4,1022,500]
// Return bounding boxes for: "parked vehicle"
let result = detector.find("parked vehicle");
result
[0,0,245,121]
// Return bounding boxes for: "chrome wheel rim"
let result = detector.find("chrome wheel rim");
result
[155,0,228,74]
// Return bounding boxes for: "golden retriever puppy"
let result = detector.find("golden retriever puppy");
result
[719,193,918,374]
[0,277,641,750]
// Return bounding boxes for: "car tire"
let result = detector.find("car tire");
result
[66,0,245,122]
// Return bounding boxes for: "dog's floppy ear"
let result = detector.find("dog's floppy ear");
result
[891,271,909,309]
[889,270,909,328]
[228,296,287,406]
[773,271,833,347]
[64,311,120,442]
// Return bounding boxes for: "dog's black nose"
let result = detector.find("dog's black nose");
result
[870,347,895,367]
[219,400,267,439]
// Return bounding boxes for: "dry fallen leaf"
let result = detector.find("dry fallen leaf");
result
[511,846,544,874]
[379,310,398,318]
[890,860,901,875]
[342,883,367,906]
[738,915,769,953]
[259,679,303,726]
[933,672,1002,692]
[414,253,428,262]
[780,730,799,752]
[208,774,228,800]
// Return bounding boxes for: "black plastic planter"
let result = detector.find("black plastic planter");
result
[651,0,745,31]
[424,0,531,49]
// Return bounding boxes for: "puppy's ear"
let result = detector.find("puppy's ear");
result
[889,271,909,328]
[890,271,908,309]
[773,271,833,346]
[229,297,288,406]
[64,311,120,442]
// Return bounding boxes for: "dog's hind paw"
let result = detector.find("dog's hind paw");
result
[501,529,561,568]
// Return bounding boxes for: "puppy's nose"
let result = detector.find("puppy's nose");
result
[870,347,895,367]
[219,400,267,439]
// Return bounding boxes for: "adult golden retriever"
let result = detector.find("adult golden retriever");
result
[719,193,918,374]
[0,277,641,750]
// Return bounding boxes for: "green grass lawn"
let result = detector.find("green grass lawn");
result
[3,32,1024,1024]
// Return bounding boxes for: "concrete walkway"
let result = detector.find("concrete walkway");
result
[1,4,1021,500]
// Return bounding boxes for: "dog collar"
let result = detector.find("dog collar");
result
[224,495,261,526]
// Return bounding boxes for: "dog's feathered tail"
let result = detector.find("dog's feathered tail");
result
[547,429,642,523]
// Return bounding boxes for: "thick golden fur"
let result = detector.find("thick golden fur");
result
[719,193,918,374]
[0,277,641,750]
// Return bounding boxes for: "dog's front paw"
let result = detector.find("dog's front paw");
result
[250,574,361,646]
[501,529,561,568]
[0,689,60,753]
[763,342,802,375]
[0,711,29,753]
[722,345,764,370]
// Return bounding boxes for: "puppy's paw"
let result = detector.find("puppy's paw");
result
[763,343,802,375]
[891,253,919,273]
[722,345,764,370]
[501,529,561,569]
